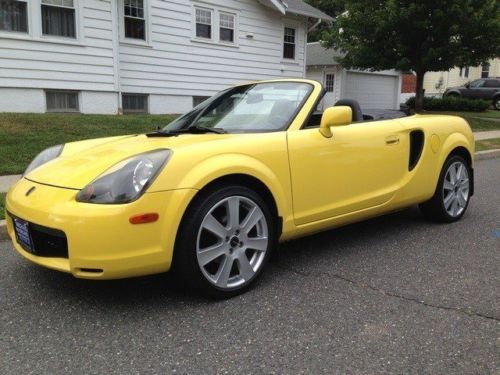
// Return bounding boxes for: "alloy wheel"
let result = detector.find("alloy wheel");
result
[442,161,470,217]
[196,196,269,289]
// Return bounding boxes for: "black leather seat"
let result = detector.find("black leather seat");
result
[334,99,364,122]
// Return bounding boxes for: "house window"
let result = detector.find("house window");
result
[124,0,145,40]
[193,96,210,107]
[481,62,490,78]
[283,27,296,59]
[195,8,212,39]
[46,91,79,112]
[0,0,28,33]
[41,0,76,38]
[459,66,470,79]
[325,74,335,92]
[122,94,148,114]
[219,13,234,43]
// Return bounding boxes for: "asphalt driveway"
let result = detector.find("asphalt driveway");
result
[0,158,499,374]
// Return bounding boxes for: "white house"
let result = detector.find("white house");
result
[0,0,331,114]
[306,42,403,110]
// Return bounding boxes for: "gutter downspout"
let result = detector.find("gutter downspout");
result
[308,18,322,32]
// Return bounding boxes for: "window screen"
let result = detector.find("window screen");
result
[283,27,296,59]
[122,94,148,114]
[46,91,79,112]
[195,8,211,39]
[124,0,145,40]
[0,0,28,33]
[41,0,76,38]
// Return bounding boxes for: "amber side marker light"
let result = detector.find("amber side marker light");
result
[129,213,159,224]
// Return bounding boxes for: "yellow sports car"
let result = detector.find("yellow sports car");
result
[5,79,474,297]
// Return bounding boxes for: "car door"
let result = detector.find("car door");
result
[287,120,408,225]
[466,79,486,99]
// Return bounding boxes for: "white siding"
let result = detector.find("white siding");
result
[0,0,116,93]
[0,0,310,113]
[119,0,307,97]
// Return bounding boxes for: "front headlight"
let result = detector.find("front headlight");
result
[76,149,171,204]
[24,144,64,176]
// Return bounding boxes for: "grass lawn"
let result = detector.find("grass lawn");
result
[0,113,177,175]
[0,193,5,220]
[475,137,500,152]
[423,110,500,131]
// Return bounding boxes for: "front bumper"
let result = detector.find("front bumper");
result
[6,178,197,279]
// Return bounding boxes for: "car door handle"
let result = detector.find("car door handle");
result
[385,135,400,145]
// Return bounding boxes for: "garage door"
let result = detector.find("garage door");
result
[345,72,399,109]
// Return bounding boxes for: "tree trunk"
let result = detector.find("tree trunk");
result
[415,71,426,113]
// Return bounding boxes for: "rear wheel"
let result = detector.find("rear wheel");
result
[494,97,500,110]
[173,185,276,298]
[419,155,471,222]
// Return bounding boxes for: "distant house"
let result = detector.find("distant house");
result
[423,58,500,96]
[400,72,416,103]
[305,42,402,110]
[0,0,330,114]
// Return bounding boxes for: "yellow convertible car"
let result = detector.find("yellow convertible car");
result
[5,79,474,297]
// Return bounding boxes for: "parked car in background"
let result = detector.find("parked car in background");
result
[444,78,500,109]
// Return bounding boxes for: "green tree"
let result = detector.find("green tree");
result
[315,0,500,111]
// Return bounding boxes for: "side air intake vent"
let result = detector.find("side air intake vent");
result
[409,130,424,171]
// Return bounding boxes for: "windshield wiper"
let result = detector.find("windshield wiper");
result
[147,126,226,137]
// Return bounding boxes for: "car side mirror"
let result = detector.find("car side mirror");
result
[319,106,352,138]
[464,82,470,88]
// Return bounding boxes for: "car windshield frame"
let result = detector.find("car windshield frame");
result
[161,81,314,134]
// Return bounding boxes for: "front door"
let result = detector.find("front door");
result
[287,120,408,225]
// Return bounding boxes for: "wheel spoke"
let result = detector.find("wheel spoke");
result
[237,254,254,281]
[246,237,268,251]
[202,214,227,239]
[457,191,467,208]
[227,197,240,230]
[241,207,263,234]
[460,178,469,189]
[456,164,464,181]
[215,256,233,287]
[451,198,459,216]
[443,179,454,191]
[198,242,228,266]
[449,165,457,184]
[444,192,454,210]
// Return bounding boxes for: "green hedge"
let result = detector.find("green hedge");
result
[406,96,491,112]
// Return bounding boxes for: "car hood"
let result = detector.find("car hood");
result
[25,133,237,190]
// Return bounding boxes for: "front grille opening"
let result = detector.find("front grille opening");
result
[29,223,68,258]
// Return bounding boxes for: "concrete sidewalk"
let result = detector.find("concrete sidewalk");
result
[474,130,500,141]
[0,130,499,193]
[0,174,21,193]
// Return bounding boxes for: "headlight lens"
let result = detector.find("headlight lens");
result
[24,144,64,176]
[76,149,171,204]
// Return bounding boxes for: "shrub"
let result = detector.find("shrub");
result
[405,96,491,112]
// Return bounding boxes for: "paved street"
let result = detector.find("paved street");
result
[0,158,499,374]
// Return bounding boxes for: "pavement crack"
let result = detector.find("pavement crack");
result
[273,263,500,322]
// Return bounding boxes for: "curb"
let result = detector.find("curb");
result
[0,149,498,242]
[0,220,8,242]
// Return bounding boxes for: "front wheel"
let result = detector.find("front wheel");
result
[419,155,472,222]
[173,185,276,298]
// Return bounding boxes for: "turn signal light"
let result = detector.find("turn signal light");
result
[129,213,159,224]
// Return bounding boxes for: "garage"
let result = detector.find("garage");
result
[345,72,400,109]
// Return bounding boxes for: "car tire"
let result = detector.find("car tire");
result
[494,97,500,111]
[172,185,277,298]
[419,155,472,223]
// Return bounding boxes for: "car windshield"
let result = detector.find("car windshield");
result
[162,82,313,133]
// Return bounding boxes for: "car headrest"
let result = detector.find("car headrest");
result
[334,99,363,122]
